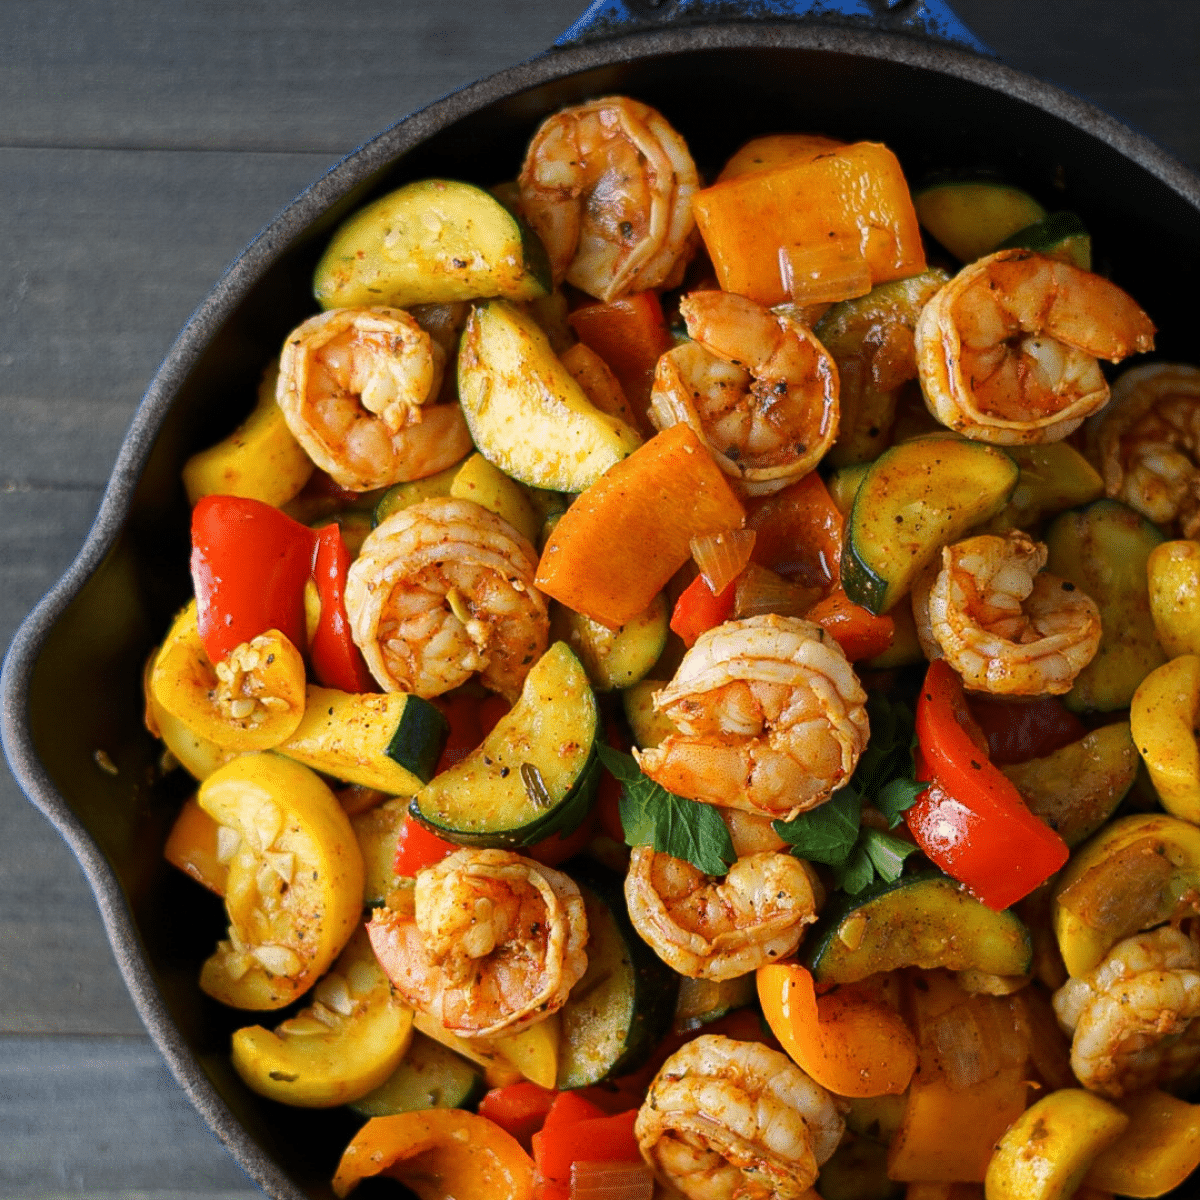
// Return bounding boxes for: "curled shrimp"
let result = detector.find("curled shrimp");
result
[517,96,699,302]
[633,614,869,821]
[344,496,548,701]
[1052,925,1200,1098]
[650,291,840,495]
[366,847,588,1039]
[915,249,1155,444]
[923,530,1101,696]
[624,848,819,980]
[635,1034,843,1200]
[276,307,472,492]
[1088,363,1200,537]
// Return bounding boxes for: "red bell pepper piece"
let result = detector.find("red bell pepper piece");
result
[905,659,1068,911]
[670,573,737,647]
[966,694,1087,766]
[310,523,375,693]
[805,586,895,661]
[393,814,459,877]
[190,495,316,663]
[533,1094,641,1200]
[477,1081,558,1151]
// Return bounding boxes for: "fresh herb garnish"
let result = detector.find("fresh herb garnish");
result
[596,743,735,875]
[773,690,925,893]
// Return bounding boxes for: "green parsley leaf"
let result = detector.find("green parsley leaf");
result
[596,743,734,875]
[861,827,920,883]
[876,775,928,828]
[772,788,861,868]
[834,844,876,894]
[773,688,925,893]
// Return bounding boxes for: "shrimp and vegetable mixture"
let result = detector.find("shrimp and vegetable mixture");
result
[148,93,1200,1200]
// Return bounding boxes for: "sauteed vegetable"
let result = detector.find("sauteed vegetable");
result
[144,93,1200,1200]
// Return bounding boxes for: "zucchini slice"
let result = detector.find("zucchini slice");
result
[313,178,551,309]
[278,687,448,793]
[556,858,680,1089]
[982,442,1104,534]
[673,974,757,1033]
[230,928,415,1107]
[804,870,1033,985]
[841,435,1019,614]
[457,299,643,492]
[913,179,1047,262]
[549,594,669,693]
[1044,499,1167,712]
[351,796,406,908]
[411,642,599,848]
[1001,723,1138,849]
[995,210,1092,270]
[349,1031,485,1118]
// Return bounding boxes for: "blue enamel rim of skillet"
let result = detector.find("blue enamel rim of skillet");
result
[4,14,1200,1200]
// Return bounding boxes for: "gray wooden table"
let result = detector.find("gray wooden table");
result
[2,2,1197,1197]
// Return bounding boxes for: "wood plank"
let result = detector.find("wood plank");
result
[0,1034,256,1198]
[0,0,584,153]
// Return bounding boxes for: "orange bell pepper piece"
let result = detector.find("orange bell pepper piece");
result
[757,963,916,1098]
[692,141,926,308]
[332,1110,535,1199]
[568,292,672,432]
[535,424,745,629]
[747,470,843,589]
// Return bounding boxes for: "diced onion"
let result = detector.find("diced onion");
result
[778,239,872,306]
[734,563,821,620]
[690,529,756,595]
[921,993,1029,1091]
[571,1161,654,1200]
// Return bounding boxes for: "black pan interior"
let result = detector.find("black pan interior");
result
[21,28,1200,1200]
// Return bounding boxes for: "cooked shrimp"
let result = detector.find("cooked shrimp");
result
[916,249,1155,444]
[633,614,869,821]
[1088,363,1200,536]
[1052,925,1200,1098]
[344,496,548,701]
[925,530,1101,696]
[276,307,472,492]
[366,847,587,1039]
[624,848,820,980]
[650,291,840,495]
[517,96,699,302]
[635,1034,843,1200]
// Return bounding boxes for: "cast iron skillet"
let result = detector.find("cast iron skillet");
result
[4,1,1200,1197]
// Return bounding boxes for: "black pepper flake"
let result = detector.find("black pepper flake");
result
[970,760,982,770]
[1062,581,1076,591]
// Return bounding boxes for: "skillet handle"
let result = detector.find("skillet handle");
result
[556,0,992,54]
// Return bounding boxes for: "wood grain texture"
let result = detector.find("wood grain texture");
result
[1,0,1196,1196]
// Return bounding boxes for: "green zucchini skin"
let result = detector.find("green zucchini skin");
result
[556,857,680,1089]
[995,211,1092,270]
[1044,499,1167,713]
[410,641,600,849]
[385,695,449,784]
[841,435,1020,614]
[804,869,1033,985]
[348,1031,484,1118]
